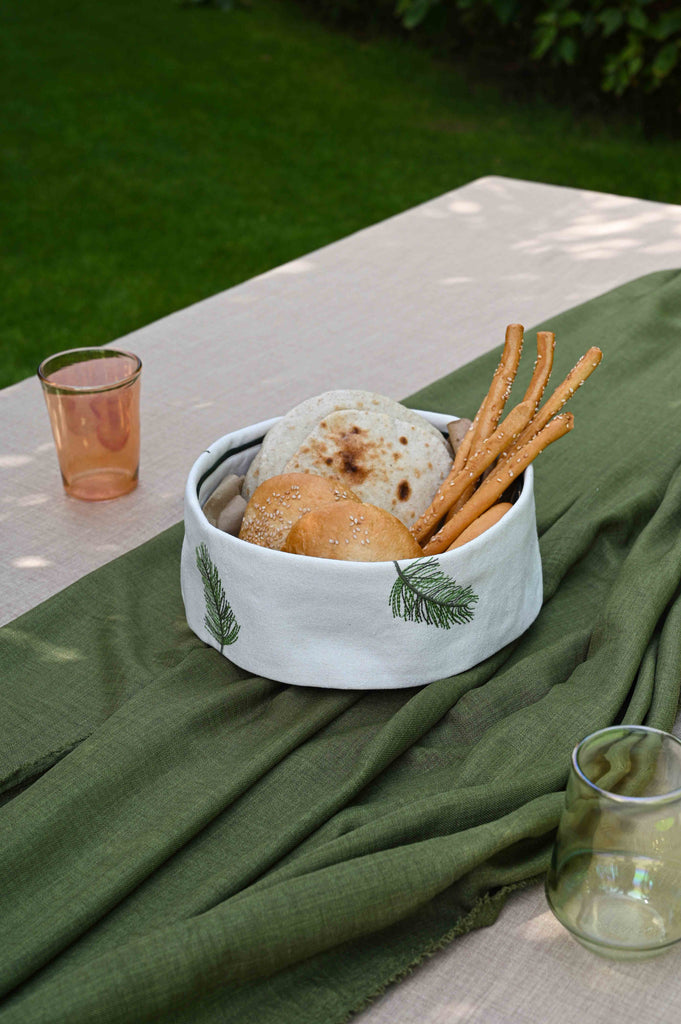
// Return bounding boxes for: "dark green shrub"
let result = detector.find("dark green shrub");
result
[396,1,681,98]
[293,0,681,129]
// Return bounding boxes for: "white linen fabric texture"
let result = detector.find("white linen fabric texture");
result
[181,412,543,690]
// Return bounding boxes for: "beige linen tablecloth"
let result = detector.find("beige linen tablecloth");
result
[3,175,681,1023]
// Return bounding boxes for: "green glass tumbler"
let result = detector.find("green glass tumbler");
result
[546,725,681,960]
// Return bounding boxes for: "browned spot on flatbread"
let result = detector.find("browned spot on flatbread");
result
[337,428,373,481]
[397,480,411,501]
[399,436,408,445]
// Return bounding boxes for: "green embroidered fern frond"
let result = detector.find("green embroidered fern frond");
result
[389,557,478,629]
[196,543,240,653]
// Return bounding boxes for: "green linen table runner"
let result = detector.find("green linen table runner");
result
[2,269,681,1024]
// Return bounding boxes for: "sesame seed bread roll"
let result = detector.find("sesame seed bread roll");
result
[282,500,423,562]
[239,473,360,551]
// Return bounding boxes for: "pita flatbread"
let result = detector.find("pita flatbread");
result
[242,389,445,501]
[282,409,452,528]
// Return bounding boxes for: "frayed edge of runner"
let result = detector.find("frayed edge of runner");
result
[341,875,541,1024]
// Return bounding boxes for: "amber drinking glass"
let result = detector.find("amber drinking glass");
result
[546,725,681,960]
[38,347,142,501]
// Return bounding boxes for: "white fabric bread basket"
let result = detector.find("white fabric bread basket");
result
[181,411,543,689]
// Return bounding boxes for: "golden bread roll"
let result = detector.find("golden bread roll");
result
[282,500,423,562]
[445,502,512,551]
[239,473,360,551]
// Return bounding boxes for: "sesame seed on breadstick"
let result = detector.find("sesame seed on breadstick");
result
[411,399,534,544]
[422,412,574,555]
[508,346,602,457]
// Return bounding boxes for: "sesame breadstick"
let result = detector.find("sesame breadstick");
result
[523,331,556,413]
[448,330,556,515]
[445,485,472,523]
[463,323,525,461]
[422,413,574,555]
[441,431,475,523]
[445,324,525,517]
[411,400,534,544]
[451,428,473,474]
[508,347,602,457]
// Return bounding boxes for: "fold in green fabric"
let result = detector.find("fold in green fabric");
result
[2,269,681,1024]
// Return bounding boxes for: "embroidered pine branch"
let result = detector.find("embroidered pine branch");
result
[389,557,478,629]
[196,543,240,652]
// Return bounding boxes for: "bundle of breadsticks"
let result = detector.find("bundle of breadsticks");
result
[409,324,602,555]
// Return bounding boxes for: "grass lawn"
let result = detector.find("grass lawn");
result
[1,0,679,388]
